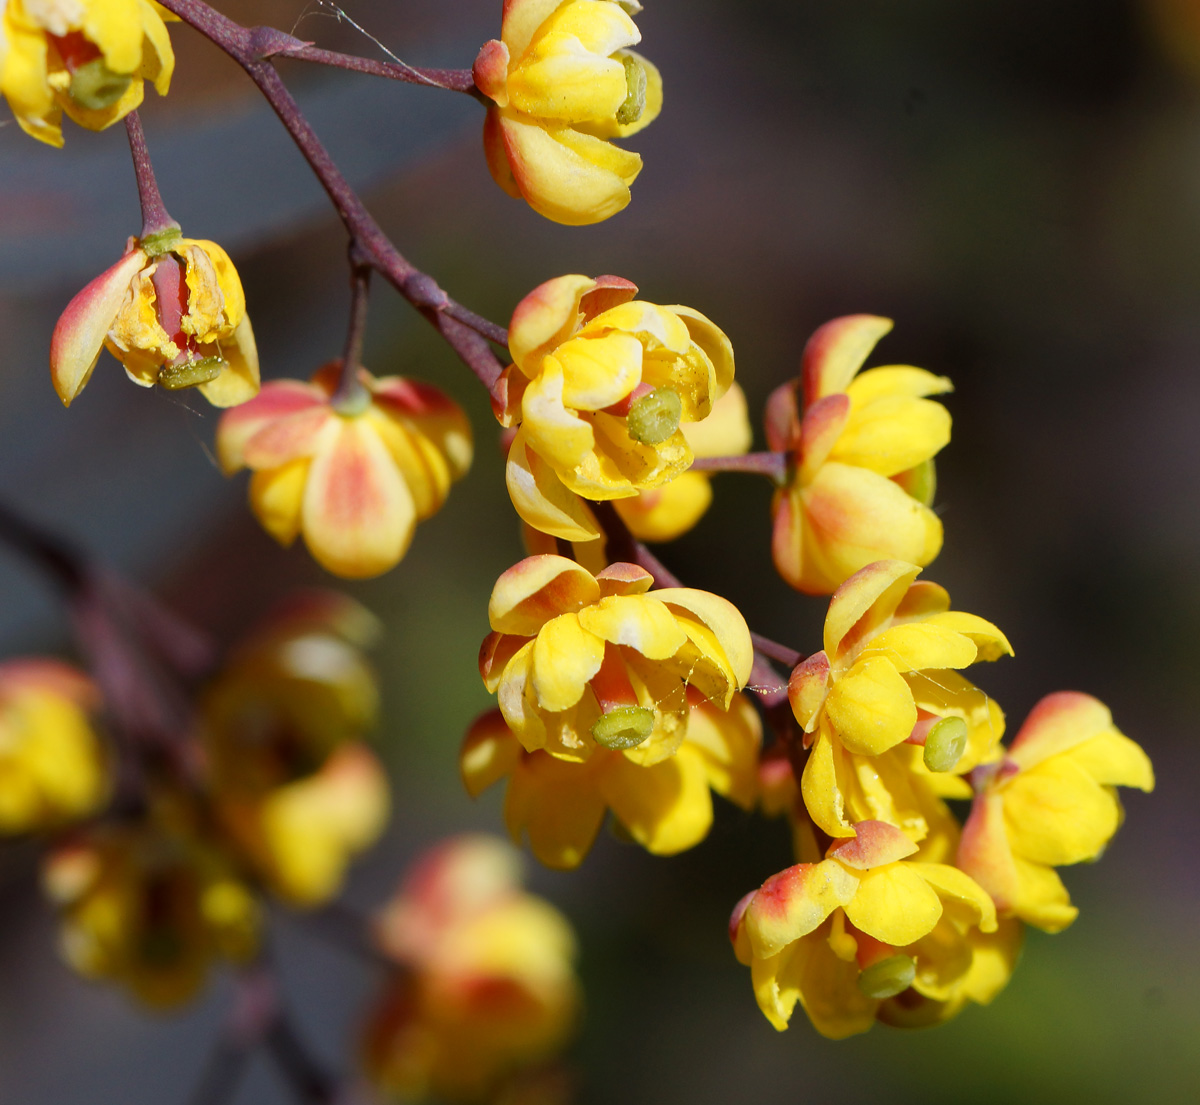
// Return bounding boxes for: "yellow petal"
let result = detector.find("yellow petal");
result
[197,313,260,408]
[801,727,855,838]
[615,472,713,543]
[920,611,1013,661]
[1006,691,1114,772]
[823,559,921,659]
[683,693,762,808]
[825,656,917,756]
[506,430,602,542]
[651,588,754,691]
[844,365,954,404]
[682,382,752,457]
[1002,757,1121,866]
[1068,730,1154,791]
[530,613,606,711]
[907,862,997,933]
[844,864,943,946]
[576,594,687,659]
[555,330,643,409]
[248,460,308,546]
[801,315,893,404]
[508,274,595,374]
[522,357,597,470]
[1011,855,1077,933]
[599,746,713,854]
[858,622,978,674]
[460,709,522,798]
[508,42,627,123]
[830,395,951,477]
[504,751,607,869]
[489,554,600,636]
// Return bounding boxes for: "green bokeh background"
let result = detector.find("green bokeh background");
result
[0,1,1196,1102]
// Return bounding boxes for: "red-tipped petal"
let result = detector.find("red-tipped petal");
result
[801,315,893,407]
[827,820,918,869]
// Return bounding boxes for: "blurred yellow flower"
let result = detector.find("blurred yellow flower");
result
[0,659,107,833]
[365,835,579,1102]
[43,822,259,1008]
[768,315,951,594]
[496,275,734,541]
[216,364,472,579]
[51,231,258,407]
[958,692,1153,932]
[0,0,174,146]
[473,0,662,224]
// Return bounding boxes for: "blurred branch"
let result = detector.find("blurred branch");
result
[156,0,509,392]
[690,451,789,483]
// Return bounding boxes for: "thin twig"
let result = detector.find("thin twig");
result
[332,261,372,411]
[269,37,479,96]
[124,112,178,237]
[690,451,789,483]
[267,1012,338,1104]
[187,966,277,1105]
[155,0,509,389]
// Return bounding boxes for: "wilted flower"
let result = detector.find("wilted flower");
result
[50,230,258,407]
[0,659,107,833]
[364,835,579,1102]
[473,0,663,224]
[202,592,388,906]
[43,821,259,1007]
[788,559,1011,841]
[216,364,472,579]
[730,820,1002,1039]
[462,692,760,868]
[0,0,174,146]
[768,315,951,594]
[958,692,1153,932]
[495,275,734,541]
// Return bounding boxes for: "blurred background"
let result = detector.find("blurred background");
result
[1,0,1198,1101]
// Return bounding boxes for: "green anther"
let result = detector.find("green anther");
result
[69,59,133,112]
[616,53,647,127]
[923,715,969,773]
[158,357,225,390]
[140,227,183,257]
[627,388,682,445]
[591,706,655,750]
[901,457,938,506]
[857,954,916,1000]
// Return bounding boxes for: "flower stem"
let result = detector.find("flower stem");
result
[331,262,372,413]
[124,111,179,238]
[690,451,790,483]
[155,0,508,385]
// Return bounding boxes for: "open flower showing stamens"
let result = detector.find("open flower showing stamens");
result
[51,230,258,407]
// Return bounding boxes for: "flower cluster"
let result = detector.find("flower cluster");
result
[364,835,579,1102]
[464,555,756,867]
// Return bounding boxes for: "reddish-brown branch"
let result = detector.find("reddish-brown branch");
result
[124,111,178,237]
[155,0,508,388]
[690,451,790,483]
[332,260,372,411]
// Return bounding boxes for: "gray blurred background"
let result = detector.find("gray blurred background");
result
[0,0,1196,1102]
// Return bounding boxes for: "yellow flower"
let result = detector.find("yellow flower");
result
[957,692,1153,933]
[464,555,754,867]
[789,559,1011,841]
[50,230,258,407]
[616,382,753,543]
[365,835,579,1102]
[201,592,388,906]
[0,659,107,833]
[462,691,761,868]
[730,820,1000,1039]
[216,364,472,579]
[768,315,952,594]
[0,0,174,146]
[496,274,735,541]
[473,0,662,224]
[42,822,259,1008]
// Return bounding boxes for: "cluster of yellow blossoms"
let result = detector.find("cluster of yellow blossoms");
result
[15,0,1158,1093]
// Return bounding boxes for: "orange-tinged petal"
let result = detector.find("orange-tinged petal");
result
[857,622,978,674]
[957,793,1019,912]
[893,580,951,620]
[1007,692,1113,772]
[744,860,859,959]
[823,559,920,659]
[50,248,146,406]
[599,746,713,855]
[473,37,510,104]
[489,554,601,635]
[506,430,602,542]
[797,393,851,481]
[825,655,916,756]
[509,274,595,374]
[615,473,713,543]
[827,820,918,869]
[495,642,548,752]
[215,379,326,473]
[242,405,334,469]
[844,864,942,946]
[594,562,654,595]
[1002,757,1121,866]
[480,631,531,693]
[651,589,754,691]
[461,709,522,798]
[300,419,416,579]
[530,613,605,711]
[801,315,893,406]
[504,751,606,869]
[788,651,830,732]
[576,594,687,659]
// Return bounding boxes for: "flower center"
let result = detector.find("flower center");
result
[627,387,682,445]
[591,706,655,750]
